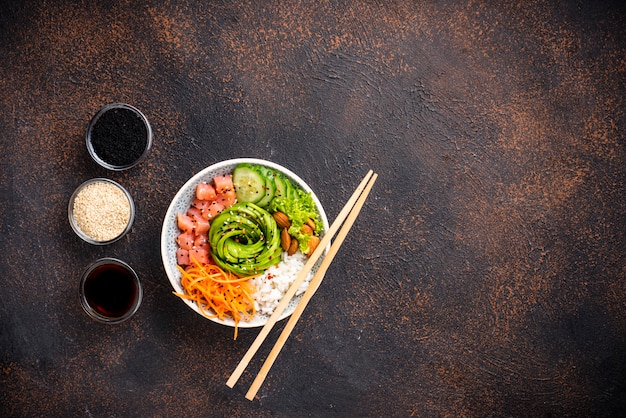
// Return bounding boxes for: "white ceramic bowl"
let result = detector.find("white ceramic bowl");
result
[161,158,329,328]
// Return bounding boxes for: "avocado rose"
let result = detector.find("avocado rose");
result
[208,202,282,276]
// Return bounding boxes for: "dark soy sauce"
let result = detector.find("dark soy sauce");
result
[83,263,138,318]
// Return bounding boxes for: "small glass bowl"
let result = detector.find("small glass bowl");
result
[79,258,143,324]
[86,103,153,171]
[68,178,135,245]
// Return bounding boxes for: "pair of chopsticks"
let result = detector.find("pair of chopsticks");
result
[226,169,378,400]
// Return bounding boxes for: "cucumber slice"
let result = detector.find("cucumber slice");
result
[273,173,288,199]
[284,176,298,200]
[232,165,265,203]
[254,166,276,208]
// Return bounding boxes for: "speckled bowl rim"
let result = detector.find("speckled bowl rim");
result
[68,178,135,245]
[86,103,153,171]
[160,158,329,328]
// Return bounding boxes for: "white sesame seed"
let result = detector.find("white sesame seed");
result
[73,182,131,241]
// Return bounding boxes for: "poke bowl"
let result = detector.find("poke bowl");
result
[161,158,329,331]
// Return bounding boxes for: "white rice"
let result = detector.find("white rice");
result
[251,251,312,316]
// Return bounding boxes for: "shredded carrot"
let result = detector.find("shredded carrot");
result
[174,258,258,339]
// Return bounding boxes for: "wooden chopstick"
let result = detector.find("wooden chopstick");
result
[226,169,374,389]
[245,172,378,400]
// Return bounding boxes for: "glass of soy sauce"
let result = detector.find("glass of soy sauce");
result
[79,258,143,324]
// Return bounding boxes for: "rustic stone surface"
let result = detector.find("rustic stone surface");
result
[1,1,625,416]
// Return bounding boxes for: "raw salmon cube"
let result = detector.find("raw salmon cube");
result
[176,232,195,250]
[176,248,190,265]
[196,183,217,201]
[205,200,225,220]
[177,213,195,233]
[187,206,203,219]
[192,198,210,210]
[192,199,213,220]
[187,207,204,230]
[194,218,210,235]
[183,207,210,235]
[213,174,233,194]
[194,234,207,247]
[189,247,209,264]
[216,189,237,208]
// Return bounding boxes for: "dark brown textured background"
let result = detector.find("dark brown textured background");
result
[1,0,625,416]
